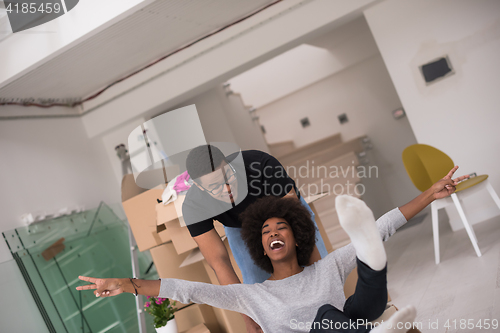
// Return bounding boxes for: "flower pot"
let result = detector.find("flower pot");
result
[155,318,178,333]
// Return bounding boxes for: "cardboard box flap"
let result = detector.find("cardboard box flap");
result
[179,235,227,268]
[156,214,226,256]
[156,194,186,229]
[180,248,205,268]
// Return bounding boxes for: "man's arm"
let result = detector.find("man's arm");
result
[193,229,240,285]
[194,229,263,333]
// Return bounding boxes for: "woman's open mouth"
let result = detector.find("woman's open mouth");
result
[270,240,285,251]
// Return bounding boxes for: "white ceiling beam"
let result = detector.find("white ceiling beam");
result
[0,0,155,90]
[81,0,378,138]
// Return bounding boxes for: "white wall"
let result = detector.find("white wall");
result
[215,86,269,152]
[0,117,121,262]
[228,16,380,109]
[365,0,500,225]
[101,117,146,185]
[157,86,269,152]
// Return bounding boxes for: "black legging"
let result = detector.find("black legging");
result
[310,258,388,333]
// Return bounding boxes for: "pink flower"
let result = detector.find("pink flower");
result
[144,302,150,307]
[156,300,162,305]
[146,296,151,299]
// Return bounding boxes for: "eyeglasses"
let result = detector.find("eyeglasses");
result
[199,164,237,195]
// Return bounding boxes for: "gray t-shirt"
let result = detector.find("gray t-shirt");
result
[159,208,407,333]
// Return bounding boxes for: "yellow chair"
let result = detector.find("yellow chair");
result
[402,144,500,264]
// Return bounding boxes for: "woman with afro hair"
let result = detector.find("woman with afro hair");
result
[77,166,467,332]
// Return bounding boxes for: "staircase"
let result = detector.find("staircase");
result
[270,134,369,249]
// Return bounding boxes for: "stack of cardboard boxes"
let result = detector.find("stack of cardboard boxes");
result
[121,174,245,333]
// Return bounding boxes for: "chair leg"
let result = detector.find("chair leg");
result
[431,202,440,264]
[455,195,478,243]
[451,193,482,258]
[486,182,500,211]
[469,222,479,244]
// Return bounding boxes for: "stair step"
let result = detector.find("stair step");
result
[281,135,366,167]
[278,133,343,165]
[269,140,296,159]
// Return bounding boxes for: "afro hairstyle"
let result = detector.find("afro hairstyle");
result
[240,196,317,273]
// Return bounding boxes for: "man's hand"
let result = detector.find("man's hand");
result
[76,276,124,297]
[431,166,469,200]
[243,315,263,333]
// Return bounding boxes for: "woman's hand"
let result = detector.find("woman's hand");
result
[399,166,469,220]
[76,276,124,297]
[431,166,469,200]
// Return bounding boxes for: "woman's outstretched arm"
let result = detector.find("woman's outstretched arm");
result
[76,276,253,318]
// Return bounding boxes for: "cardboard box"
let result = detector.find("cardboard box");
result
[156,198,226,255]
[156,194,187,226]
[121,175,171,252]
[165,219,199,254]
[163,219,226,256]
[151,243,222,333]
[121,174,144,201]
[176,305,219,333]
[150,242,211,282]
[181,323,210,333]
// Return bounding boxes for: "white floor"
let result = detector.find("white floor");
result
[384,212,500,333]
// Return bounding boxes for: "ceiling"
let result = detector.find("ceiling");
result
[0,0,275,102]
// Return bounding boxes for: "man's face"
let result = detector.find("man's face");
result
[195,161,238,204]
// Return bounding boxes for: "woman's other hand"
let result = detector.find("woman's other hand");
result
[76,276,124,297]
[431,166,469,200]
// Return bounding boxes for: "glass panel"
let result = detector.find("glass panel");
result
[0,259,50,333]
[3,202,157,333]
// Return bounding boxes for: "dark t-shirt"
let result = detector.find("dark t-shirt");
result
[183,150,297,237]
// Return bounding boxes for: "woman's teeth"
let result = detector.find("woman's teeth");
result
[270,240,284,250]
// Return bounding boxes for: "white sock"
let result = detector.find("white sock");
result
[335,195,387,271]
[370,305,417,333]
